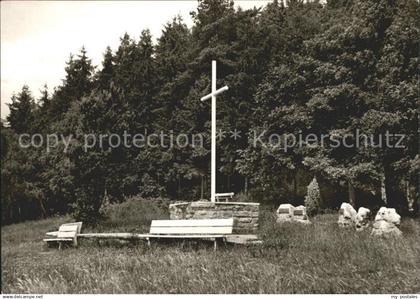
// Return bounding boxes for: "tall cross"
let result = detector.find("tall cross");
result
[200,60,229,202]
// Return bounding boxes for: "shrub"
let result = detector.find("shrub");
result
[304,177,321,216]
[72,188,104,224]
[233,191,253,202]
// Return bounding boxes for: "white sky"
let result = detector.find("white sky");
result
[0,0,271,119]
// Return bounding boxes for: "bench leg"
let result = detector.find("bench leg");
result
[58,241,62,251]
[147,238,151,248]
[213,239,217,252]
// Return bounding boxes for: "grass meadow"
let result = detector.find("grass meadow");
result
[2,198,420,294]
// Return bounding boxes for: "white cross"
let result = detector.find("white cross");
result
[200,60,229,203]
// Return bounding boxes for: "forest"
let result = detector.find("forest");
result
[1,0,419,224]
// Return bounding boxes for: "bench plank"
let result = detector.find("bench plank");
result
[57,231,77,239]
[58,224,78,232]
[150,226,232,235]
[77,233,227,239]
[215,192,234,199]
[148,234,225,239]
[151,219,233,227]
[46,231,59,237]
[150,219,233,235]
[78,233,150,239]
[43,238,73,242]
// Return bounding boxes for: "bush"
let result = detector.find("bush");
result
[233,191,253,202]
[72,188,104,224]
[304,177,321,216]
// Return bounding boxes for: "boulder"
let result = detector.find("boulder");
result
[371,207,402,237]
[293,205,311,224]
[355,207,371,231]
[338,202,357,227]
[276,204,294,222]
[374,207,401,225]
[276,204,310,224]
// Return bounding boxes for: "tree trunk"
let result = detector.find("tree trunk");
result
[9,195,13,223]
[200,176,204,200]
[348,181,356,208]
[381,173,387,205]
[406,179,412,212]
[204,176,207,199]
[244,177,248,195]
[178,176,181,196]
[382,166,400,209]
[38,196,47,218]
[405,178,417,213]
[293,174,298,203]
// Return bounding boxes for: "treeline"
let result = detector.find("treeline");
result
[1,0,419,224]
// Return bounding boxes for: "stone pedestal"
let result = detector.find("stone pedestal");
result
[276,204,294,222]
[276,204,311,224]
[169,201,260,234]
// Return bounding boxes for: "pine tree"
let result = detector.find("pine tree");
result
[49,47,95,119]
[33,84,51,132]
[96,46,115,89]
[7,85,35,134]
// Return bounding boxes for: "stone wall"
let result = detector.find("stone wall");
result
[169,201,260,234]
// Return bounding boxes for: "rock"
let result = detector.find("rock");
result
[374,207,401,225]
[169,202,188,220]
[338,202,357,227]
[293,205,311,224]
[355,207,371,231]
[372,220,402,237]
[190,201,214,208]
[371,207,402,237]
[276,204,311,224]
[276,204,294,222]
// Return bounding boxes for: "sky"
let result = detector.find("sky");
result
[0,0,271,119]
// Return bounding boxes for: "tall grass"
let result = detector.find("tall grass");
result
[2,198,420,293]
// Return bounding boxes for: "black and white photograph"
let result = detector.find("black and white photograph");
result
[1,0,419,296]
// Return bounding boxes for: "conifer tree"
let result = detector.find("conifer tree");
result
[305,177,321,216]
[7,85,35,134]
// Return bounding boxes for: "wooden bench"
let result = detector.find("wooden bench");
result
[43,222,82,249]
[215,192,234,202]
[147,218,234,251]
[44,219,237,250]
[45,222,83,237]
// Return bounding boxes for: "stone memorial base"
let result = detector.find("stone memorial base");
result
[276,204,311,224]
[169,201,259,234]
